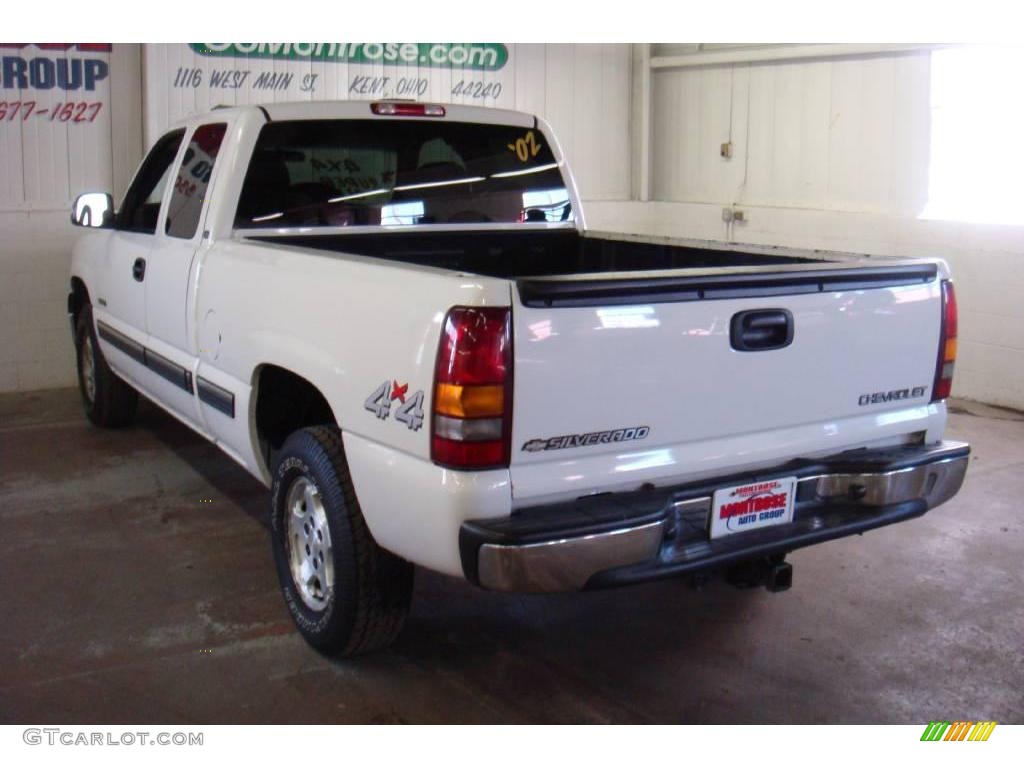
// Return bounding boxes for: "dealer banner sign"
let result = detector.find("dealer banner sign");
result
[146,43,515,142]
[190,43,508,71]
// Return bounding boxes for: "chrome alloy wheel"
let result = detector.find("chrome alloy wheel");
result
[285,475,334,611]
[81,333,97,404]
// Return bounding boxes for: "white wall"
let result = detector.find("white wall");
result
[588,45,1024,411]
[0,44,143,392]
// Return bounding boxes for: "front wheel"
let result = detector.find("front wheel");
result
[270,426,414,656]
[75,304,138,428]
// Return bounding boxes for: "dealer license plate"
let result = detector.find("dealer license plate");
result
[709,476,797,539]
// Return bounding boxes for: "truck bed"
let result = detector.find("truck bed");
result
[247,230,820,279]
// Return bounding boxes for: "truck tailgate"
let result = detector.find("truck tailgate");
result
[508,262,945,505]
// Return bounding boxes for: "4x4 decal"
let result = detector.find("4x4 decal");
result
[364,379,424,431]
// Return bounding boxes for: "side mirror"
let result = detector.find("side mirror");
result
[71,192,114,228]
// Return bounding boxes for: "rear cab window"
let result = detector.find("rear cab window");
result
[234,119,572,229]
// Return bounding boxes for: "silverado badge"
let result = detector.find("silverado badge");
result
[522,426,650,452]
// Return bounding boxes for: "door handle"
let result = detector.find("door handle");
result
[132,257,146,282]
[730,309,794,352]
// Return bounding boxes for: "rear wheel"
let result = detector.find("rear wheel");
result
[75,304,138,428]
[270,426,413,656]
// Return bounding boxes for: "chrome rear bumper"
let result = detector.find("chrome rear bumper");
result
[461,441,969,593]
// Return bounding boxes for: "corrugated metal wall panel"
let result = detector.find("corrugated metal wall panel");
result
[650,51,936,215]
[651,65,735,203]
[743,60,832,208]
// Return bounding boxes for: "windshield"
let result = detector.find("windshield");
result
[234,119,573,229]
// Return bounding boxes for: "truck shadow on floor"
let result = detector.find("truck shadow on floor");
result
[140,398,271,529]
[355,571,774,722]
[140,396,775,717]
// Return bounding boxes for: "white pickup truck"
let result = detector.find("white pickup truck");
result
[69,100,969,656]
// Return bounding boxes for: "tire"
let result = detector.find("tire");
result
[75,304,138,428]
[270,425,414,656]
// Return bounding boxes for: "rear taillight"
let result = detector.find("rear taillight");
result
[932,280,958,402]
[431,307,512,470]
[371,102,446,117]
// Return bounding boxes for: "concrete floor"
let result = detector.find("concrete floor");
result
[0,388,1021,724]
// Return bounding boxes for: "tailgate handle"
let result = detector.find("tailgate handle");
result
[730,309,794,352]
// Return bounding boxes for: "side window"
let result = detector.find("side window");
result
[165,123,228,239]
[117,129,186,234]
